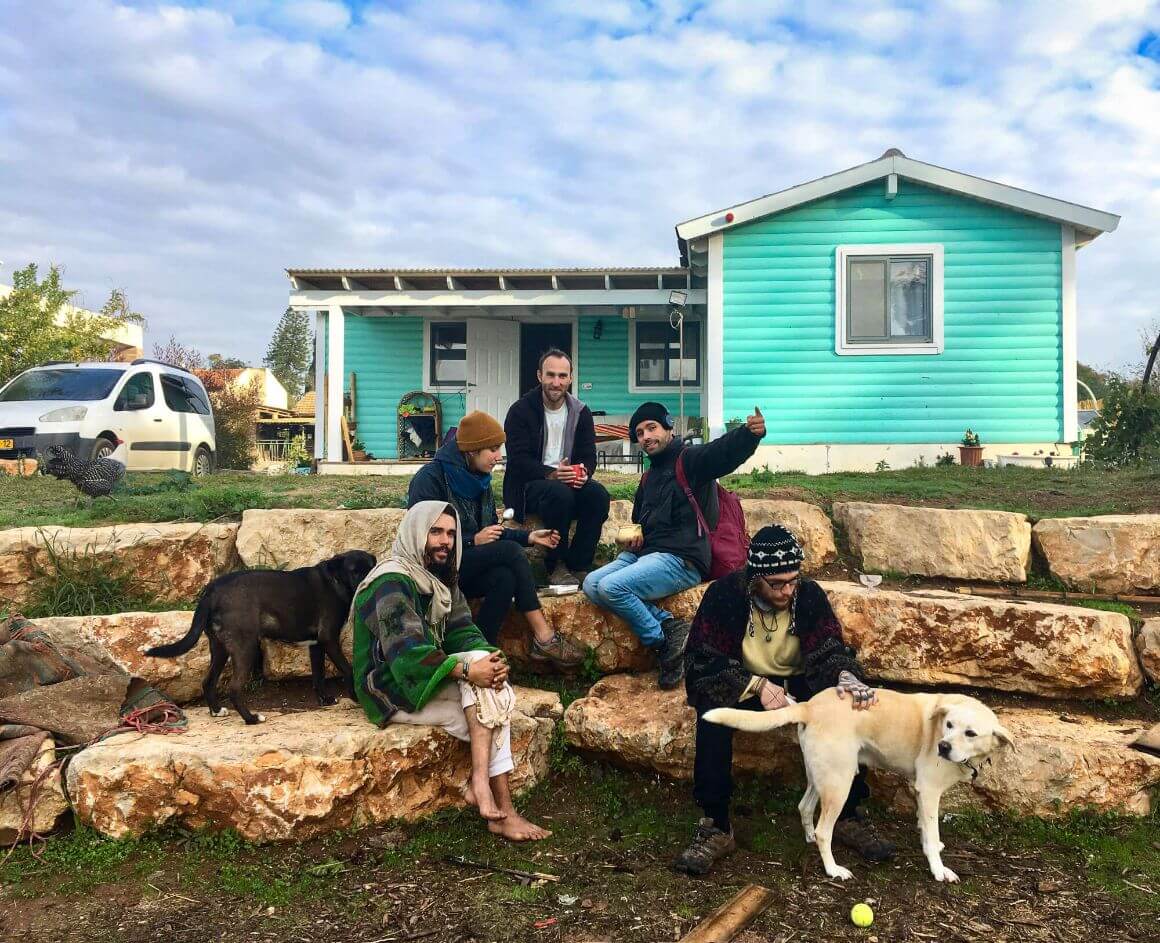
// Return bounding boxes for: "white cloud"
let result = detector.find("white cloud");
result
[0,0,1156,371]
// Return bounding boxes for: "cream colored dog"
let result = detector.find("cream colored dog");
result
[704,688,1014,883]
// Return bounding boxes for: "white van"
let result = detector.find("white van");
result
[0,360,217,474]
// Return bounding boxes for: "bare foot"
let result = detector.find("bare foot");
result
[488,813,552,842]
[464,777,506,821]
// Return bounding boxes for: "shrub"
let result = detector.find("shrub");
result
[197,370,261,470]
[935,451,957,467]
[1084,377,1160,467]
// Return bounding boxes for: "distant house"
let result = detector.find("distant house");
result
[200,367,289,410]
[0,283,144,361]
[287,150,1118,473]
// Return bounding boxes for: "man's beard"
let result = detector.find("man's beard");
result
[423,548,458,588]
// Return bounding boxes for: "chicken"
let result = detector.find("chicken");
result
[43,439,127,499]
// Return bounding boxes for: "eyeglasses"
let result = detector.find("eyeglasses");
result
[760,575,800,592]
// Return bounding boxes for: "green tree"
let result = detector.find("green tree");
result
[207,353,247,369]
[1076,362,1110,402]
[0,263,142,385]
[263,307,312,401]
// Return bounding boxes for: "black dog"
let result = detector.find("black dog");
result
[146,550,376,724]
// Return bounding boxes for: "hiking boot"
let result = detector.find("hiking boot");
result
[833,813,897,863]
[529,632,585,670]
[674,818,736,876]
[656,617,692,690]
[548,563,580,588]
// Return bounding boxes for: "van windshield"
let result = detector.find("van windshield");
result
[0,369,123,402]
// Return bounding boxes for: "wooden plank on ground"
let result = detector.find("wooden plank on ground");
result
[679,884,775,943]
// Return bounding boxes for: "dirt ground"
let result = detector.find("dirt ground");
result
[2,675,1158,943]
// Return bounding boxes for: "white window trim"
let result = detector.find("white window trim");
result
[627,315,704,394]
[422,317,469,393]
[835,243,944,356]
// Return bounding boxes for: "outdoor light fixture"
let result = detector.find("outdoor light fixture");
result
[592,318,604,340]
[668,289,687,309]
[725,212,735,223]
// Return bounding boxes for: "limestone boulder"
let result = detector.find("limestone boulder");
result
[498,584,708,673]
[0,523,238,607]
[0,739,70,845]
[822,581,1142,700]
[235,508,405,570]
[0,457,37,477]
[564,674,1160,817]
[66,687,561,842]
[32,611,349,704]
[1033,515,1160,595]
[1138,618,1160,685]
[833,502,1031,582]
[740,500,837,571]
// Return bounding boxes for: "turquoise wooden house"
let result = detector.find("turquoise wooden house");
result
[289,150,1118,473]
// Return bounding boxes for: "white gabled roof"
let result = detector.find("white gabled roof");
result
[676,150,1120,257]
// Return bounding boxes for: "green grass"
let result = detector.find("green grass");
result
[1074,599,1141,621]
[4,463,1158,532]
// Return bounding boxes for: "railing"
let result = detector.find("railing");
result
[257,439,290,462]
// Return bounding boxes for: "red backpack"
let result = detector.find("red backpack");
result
[643,451,749,581]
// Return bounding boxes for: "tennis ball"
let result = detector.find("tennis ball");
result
[850,903,874,928]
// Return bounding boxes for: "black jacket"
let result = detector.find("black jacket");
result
[502,388,597,520]
[407,438,529,548]
[632,426,760,577]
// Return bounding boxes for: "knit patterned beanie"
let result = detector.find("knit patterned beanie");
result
[747,524,804,576]
[455,411,506,451]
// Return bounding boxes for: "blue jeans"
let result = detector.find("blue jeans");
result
[583,551,702,648]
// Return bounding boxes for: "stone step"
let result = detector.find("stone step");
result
[834,501,1032,583]
[235,507,404,570]
[1139,618,1160,685]
[0,523,238,608]
[1033,514,1160,594]
[563,673,1160,817]
[65,687,561,842]
[502,580,1143,699]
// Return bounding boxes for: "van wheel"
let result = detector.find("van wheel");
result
[91,437,117,462]
[193,446,214,477]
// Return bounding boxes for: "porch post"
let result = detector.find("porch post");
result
[326,305,345,462]
[706,233,725,438]
[313,309,326,460]
[1061,225,1078,444]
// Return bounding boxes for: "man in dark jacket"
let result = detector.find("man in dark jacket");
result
[582,402,763,688]
[674,525,896,876]
[503,349,610,587]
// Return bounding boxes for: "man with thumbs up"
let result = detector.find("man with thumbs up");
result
[583,403,764,688]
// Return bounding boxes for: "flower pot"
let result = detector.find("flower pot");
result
[958,445,984,467]
[351,450,367,462]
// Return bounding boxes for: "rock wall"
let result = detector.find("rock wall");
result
[1138,618,1160,685]
[564,674,1160,817]
[834,502,1032,582]
[0,523,238,607]
[1033,515,1160,595]
[235,508,405,569]
[66,688,562,842]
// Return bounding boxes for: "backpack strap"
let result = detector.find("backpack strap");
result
[674,450,710,538]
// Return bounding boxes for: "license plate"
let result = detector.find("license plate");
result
[0,439,13,450]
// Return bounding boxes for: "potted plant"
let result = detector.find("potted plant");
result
[725,417,744,432]
[959,428,983,467]
[350,436,368,462]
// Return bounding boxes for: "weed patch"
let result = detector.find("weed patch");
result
[20,535,168,617]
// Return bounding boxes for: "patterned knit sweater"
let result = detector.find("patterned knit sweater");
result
[352,572,496,726]
[684,570,865,712]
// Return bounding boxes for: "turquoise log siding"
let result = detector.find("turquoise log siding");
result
[722,180,1064,444]
[343,315,423,460]
[577,314,686,416]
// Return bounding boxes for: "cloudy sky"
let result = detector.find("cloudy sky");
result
[0,0,1157,370]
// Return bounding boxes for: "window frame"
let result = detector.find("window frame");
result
[834,243,944,356]
[114,371,156,411]
[424,320,469,390]
[160,373,201,414]
[628,317,703,393]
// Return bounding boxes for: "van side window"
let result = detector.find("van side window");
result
[182,378,212,416]
[115,372,155,411]
[161,374,199,413]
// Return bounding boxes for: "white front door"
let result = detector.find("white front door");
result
[466,319,520,419]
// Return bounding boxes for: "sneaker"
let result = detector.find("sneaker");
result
[548,563,580,588]
[529,632,585,670]
[674,818,736,876]
[833,814,897,863]
[656,617,691,690]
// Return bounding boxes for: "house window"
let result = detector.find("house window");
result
[634,320,701,388]
[835,244,944,355]
[429,322,467,387]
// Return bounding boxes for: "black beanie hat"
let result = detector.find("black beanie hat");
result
[747,524,805,577]
[629,401,673,438]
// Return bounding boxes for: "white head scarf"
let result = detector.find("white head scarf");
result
[355,500,462,635]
